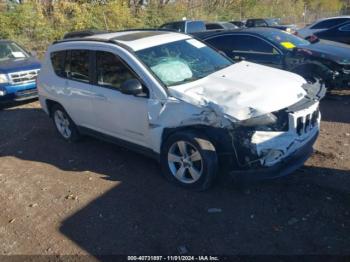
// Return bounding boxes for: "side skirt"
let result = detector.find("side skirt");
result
[77,126,160,162]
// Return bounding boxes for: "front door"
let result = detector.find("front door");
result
[206,34,284,69]
[89,50,150,148]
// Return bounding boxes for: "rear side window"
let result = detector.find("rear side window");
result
[246,20,254,27]
[51,49,90,83]
[96,51,135,90]
[50,51,66,77]
[254,20,268,27]
[311,18,350,29]
[206,23,223,30]
[69,50,90,83]
[160,22,185,32]
[187,21,206,33]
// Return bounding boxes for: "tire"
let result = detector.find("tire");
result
[160,130,218,191]
[51,104,80,142]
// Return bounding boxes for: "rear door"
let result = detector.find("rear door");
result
[51,49,95,128]
[205,34,284,69]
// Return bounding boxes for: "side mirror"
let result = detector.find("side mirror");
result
[120,79,143,96]
[305,34,319,43]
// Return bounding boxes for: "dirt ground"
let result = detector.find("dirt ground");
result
[0,91,349,258]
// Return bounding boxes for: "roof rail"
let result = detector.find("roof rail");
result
[61,28,188,40]
[52,37,135,54]
[63,30,109,39]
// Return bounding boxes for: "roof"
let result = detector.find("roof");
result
[315,16,350,22]
[192,27,281,39]
[57,30,191,51]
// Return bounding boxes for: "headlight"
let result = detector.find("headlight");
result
[239,113,277,127]
[0,86,6,96]
[0,74,9,84]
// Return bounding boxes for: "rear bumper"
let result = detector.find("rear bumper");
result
[230,130,318,181]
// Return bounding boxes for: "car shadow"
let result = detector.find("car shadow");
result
[320,90,350,124]
[0,107,349,257]
[0,98,38,110]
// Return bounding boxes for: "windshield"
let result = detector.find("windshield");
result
[135,39,232,87]
[0,42,29,62]
[260,30,310,49]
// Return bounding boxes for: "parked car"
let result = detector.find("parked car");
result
[0,40,41,104]
[297,16,350,39]
[205,22,239,30]
[38,30,323,190]
[313,22,350,45]
[229,21,245,28]
[194,28,350,88]
[159,20,206,33]
[245,18,297,33]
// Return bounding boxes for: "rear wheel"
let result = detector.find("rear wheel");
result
[51,104,80,142]
[160,131,218,191]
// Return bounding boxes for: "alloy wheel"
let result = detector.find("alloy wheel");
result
[167,141,203,184]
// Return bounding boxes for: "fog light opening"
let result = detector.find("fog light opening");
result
[261,149,284,166]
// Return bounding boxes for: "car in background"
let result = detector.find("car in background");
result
[313,22,350,45]
[245,18,297,33]
[229,21,245,28]
[38,30,323,190]
[205,22,239,30]
[297,16,350,39]
[193,28,350,89]
[159,20,206,33]
[0,40,41,105]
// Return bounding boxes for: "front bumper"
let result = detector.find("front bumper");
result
[230,130,318,181]
[0,82,38,103]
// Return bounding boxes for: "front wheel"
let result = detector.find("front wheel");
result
[160,131,218,191]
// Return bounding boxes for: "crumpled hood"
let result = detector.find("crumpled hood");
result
[168,61,307,121]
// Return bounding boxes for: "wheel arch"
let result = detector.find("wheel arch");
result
[45,99,63,118]
[161,125,233,154]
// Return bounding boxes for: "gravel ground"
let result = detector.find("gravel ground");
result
[0,91,349,257]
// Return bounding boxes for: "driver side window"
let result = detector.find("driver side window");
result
[207,35,279,55]
[96,51,135,90]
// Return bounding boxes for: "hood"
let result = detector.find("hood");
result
[168,61,307,121]
[0,57,41,74]
[300,40,350,64]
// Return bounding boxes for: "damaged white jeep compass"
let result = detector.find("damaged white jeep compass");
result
[38,30,325,190]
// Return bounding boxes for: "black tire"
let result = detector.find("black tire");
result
[51,104,80,142]
[160,130,218,191]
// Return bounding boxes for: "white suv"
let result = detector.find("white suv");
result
[38,30,324,190]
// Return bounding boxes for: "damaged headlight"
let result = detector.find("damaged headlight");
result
[239,113,277,127]
[239,110,289,131]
